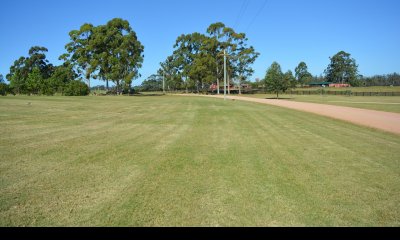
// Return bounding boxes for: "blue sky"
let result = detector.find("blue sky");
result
[1,0,399,86]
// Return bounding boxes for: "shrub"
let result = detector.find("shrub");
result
[64,80,89,96]
[0,83,10,96]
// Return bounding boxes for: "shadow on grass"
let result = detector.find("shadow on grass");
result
[265,97,294,100]
[133,93,165,97]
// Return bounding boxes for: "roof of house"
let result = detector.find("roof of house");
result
[308,82,331,85]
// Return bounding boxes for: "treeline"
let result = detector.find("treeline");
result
[2,46,89,96]
[360,73,400,86]
[141,22,259,93]
[2,18,143,96]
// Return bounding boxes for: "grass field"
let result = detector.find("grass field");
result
[292,86,400,92]
[0,95,399,226]
[246,94,400,113]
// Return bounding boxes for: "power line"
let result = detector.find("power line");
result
[245,0,269,33]
[234,0,251,29]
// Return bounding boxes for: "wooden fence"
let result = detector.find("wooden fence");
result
[251,89,400,96]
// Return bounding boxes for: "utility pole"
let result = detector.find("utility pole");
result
[224,49,227,100]
[216,64,220,94]
[163,72,165,94]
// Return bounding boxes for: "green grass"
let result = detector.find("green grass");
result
[0,95,399,226]
[293,86,400,92]
[246,94,400,113]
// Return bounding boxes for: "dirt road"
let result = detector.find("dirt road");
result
[180,94,400,135]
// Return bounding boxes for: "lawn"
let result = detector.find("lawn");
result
[293,86,400,92]
[0,95,399,226]
[247,94,400,113]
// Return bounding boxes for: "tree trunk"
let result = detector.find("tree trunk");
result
[276,91,279,99]
[228,73,230,94]
[238,76,241,95]
[87,78,90,92]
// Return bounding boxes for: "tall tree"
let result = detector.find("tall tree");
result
[92,18,144,93]
[235,45,259,94]
[63,19,144,92]
[139,74,162,91]
[264,62,286,99]
[161,22,259,93]
[64,23,95,90]
[7,46,53,94]
[284,70,296,90]
[172,32,208,92]
[26,67,43,95]
[324,51,359,84]
[295,61,311,87]
[159,55,184,91]
[48,62,77,94]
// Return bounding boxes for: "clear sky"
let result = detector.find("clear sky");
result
[1,0,399,86]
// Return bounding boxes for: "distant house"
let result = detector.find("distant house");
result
[308,82,351,88]
[209,83,252,93]
[329,83,351,88]
[308,81,331,87]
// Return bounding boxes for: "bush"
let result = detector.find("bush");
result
[122,86,135,95]
[0,83,10,96]
[64,80,89,96]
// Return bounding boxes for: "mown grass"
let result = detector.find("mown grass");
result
[0,95,399,226]
[293,86,400,92]
[246,94,400,113]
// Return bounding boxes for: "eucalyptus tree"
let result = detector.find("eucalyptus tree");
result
[161,22,259,93]
[63,23,95,90]
[234,45,259,94]
[284,70,297,90]
[172,32,208,91]
[206,22,226,91]
[325,51,359,84]
[159,55,184,91]
[62,18,144,93]
[295,62,312,87]
[92,18,144,93]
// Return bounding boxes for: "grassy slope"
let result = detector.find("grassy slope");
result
[0,95,399,226]
[247,94,400,113]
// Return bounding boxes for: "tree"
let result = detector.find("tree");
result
[235,46,259,94]
[159,55,184,91]
[264,62,287,99]
[63,23,95,90]
[48,62,77,94]
[284,70,296,90]
[64,80,89,96]
[63,19,144,93]
[7,46,53,94]
[160,22,259,93]
[26,67,43,95]
[0,74,8,96]
[92,18,144,93]
[139,74,162,91]
[325,51,359,85]
[295,62,312,87]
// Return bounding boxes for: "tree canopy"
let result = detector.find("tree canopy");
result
[6,46,54,94]
[264,62,288,99]
[158,22,259,92]
[324,51,359,85]
[295,62,312,87]
[63,18,144,92]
